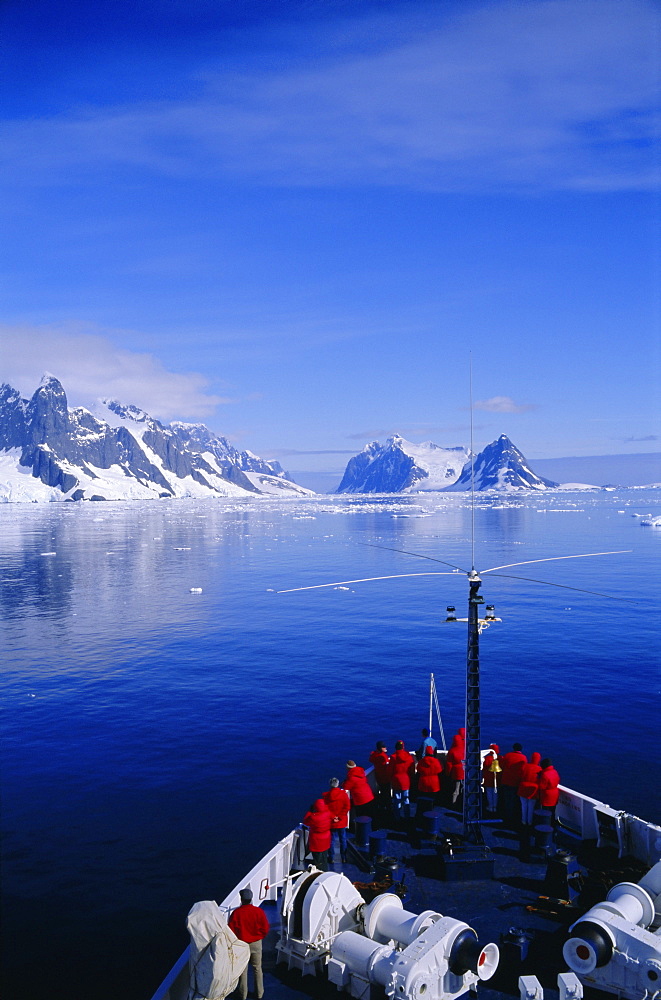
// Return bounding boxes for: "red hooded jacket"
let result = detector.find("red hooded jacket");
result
[389,748,415,791]
[500,749,527,787]
[538,764,561,807]
[445,737,465,781]
[303,799,332,852]
[518,753,542,799]
[369,749,391,784]
[417,746,442,794]
[323,787,350,829]
[342,766,375,806]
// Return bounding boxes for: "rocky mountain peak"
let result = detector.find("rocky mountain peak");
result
[102,399,150,423]
[446,435,558,491]
[25,373,70,445]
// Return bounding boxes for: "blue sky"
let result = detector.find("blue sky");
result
[1,0,659,475]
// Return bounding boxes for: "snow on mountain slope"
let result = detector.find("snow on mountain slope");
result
[336,435,470,493]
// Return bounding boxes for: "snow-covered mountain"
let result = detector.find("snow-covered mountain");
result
[446,434,558,491]
[337,433,557,493]
[0,375,313,502]
[336,435,471,493]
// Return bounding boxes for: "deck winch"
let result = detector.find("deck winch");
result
[563,860,661,1000]
[277,870,365,974]
[277,868,499,1000]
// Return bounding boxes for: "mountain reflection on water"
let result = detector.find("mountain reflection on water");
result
[1,490,660,1000]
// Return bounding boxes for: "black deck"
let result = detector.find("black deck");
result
[248,802,647,1000]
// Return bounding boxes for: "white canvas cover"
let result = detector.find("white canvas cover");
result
[186,900,250,1000]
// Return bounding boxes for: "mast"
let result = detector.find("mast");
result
[463,352,483,844]
[464,570,484,844]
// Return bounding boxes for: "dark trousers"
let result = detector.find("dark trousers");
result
[500,784,520,825]
[311,849,328,871]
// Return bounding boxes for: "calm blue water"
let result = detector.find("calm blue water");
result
[2,490,660,999]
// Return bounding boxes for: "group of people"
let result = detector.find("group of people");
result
[301,741,422,870]
[301,727,467,870]
[301,768,366,871]
[369,728,468,814]
[483,743,561,825]
[301,732,562,870]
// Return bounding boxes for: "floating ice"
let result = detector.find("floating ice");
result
[189,587,203,593]
[40,551,56,556]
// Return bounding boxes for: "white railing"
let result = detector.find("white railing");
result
[556,784,661,867]
[150,828,308,1000]
[217,827,308,915]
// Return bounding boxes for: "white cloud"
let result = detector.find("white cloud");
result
[473,396,536,414]
[0,324,228,420]
[346,424,473,441]
[1,0,658,192]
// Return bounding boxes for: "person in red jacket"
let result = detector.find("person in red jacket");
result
[518,751,542,826]
[500,743,528,825]
[538,758,561,818]
[482,743,500,814]
[228,887,270,1000]
[323,778,351,864]
[302,798,332,871]
[445,734,465,806]
[417,745,442,799]
[342,761,375,817]
[389,740,415,817]
[369,741,391,806]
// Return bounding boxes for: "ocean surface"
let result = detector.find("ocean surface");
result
[2,489,660,1000]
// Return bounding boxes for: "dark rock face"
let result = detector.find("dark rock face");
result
[336,442,382,493]
[337,439,426,493]
[0,376,301,500]
[25,373,70,447]
[337,448,424,493]
[169,421,287,479]
[0,384,28,451]
[446,435,558,491]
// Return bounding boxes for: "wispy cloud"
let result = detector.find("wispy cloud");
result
[473,396,536,414]
[269,448,357,456]
[347,429,401,441]
[2,0,658,192]
[0,323,230,420]
[346,424,473,441]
